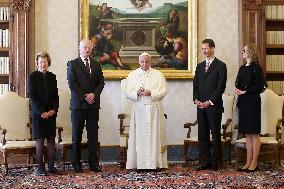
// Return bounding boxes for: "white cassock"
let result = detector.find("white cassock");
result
[125,67,168,169]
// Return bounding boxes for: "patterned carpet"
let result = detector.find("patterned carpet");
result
[1,162,284,189]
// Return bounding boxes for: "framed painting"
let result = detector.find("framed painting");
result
[79,0,197,79]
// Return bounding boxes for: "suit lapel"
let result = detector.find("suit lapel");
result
[200,61,207,77]
[204,58,217,77]
[78,58,91,76]
[90,60,97,79]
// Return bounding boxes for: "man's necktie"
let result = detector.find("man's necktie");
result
[85,58,90,74]
[205,61,210,72]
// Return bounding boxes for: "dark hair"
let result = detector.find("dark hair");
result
[202,39,215,48]
[35,51,51,66]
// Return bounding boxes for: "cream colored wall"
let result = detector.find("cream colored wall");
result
[35,0,79,91]
[34,0,240,145]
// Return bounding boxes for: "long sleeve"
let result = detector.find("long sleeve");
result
[125,72,140,102]
[51,74,59,112]
[246,64,265,94]
[92,63,105,98]
[125,68,167,103]
[193,65,199,101]
[151,72,167,101]
[67,61,85,102]
[235,70,240,88]
[28,73,45,115]
[209,63,227,104]
[126,90,139,102]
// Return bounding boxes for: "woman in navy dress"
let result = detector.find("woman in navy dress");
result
[235,43,266,172]
[29,52,59,176]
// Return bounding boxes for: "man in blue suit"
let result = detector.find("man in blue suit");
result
[193,39,227,171]
[67,39,105,172]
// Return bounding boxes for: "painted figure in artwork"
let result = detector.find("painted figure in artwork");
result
[155,9,188,70]
[91,24,129,70]
[159,36,188,70]
[97,3,113,31]
[98,3,112,19]
[131,0,152,11]
[160,9,180,39]
[88,0,188,71]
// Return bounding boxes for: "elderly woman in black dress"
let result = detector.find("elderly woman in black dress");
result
[235,43,266,172]
[29,52,59,176]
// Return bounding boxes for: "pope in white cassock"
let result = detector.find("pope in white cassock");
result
[125,52,168,170]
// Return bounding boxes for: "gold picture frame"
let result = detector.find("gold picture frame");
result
[79,0,197,79]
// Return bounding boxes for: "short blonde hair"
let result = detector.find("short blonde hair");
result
[245,43,259,62]
[35,51,51,66]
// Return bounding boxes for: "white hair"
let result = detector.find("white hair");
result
[79,39,93,49]
[139,52,151,59]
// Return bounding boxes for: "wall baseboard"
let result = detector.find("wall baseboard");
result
[55,144,233,163]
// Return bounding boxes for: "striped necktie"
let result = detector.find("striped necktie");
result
[85,58,90,74]
[205,61,210,72]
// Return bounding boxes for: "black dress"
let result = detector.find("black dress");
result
[235,62,265,134]
[28,71,59,139]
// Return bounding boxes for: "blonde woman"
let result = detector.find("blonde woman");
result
[235,43,266,172]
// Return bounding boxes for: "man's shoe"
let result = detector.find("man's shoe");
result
[195,164,211,171]
[73,164,83,173]
[74,167,83,173]
[211,165,219,171]
[35,167,47,176]
[90,165,102,172]
[95,165,102,172]
[48,166,59,174]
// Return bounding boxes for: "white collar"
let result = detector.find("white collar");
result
[80,57,89,62]
[206,57,215,64]
[139,67,151,74]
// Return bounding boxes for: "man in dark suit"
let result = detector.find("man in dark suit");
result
[67,39,105,172]
[193,39,227,171]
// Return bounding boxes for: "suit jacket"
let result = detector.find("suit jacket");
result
[67,57,105,110]
[193,58,227,114]
[29,71,59,116]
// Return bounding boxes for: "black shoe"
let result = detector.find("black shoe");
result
[195,164,211,171]
[90,165,102,172]
[48,166,59,174]
[245,166,258,172]
[72,164,83,173]
[36,167,47,176]
[211,165,219,171]
[236,167,248,172]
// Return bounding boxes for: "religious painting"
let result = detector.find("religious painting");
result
[80,0,197,79]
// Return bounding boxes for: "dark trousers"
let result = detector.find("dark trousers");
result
[71,108,99,166]
[197,109,222,166]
